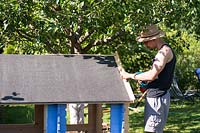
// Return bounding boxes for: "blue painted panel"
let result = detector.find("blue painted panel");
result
[46,104,58,133]
[110,104,124,133]
[46,104,67,133]
[57,104,67,133]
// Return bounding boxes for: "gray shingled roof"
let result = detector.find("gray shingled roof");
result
[0,54,134,104]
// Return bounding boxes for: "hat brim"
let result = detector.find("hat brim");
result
[136,31,165,42]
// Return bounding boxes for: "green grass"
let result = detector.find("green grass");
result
[0,104,34,124]
[128,100,200,133]
[1,101,200,133]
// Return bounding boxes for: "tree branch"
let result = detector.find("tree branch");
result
[16,29,35,42]
[63,27,72,39]
[78,29,94,44]
[43,35,59,54]
[75,16,83,39]
[83,30,125,53]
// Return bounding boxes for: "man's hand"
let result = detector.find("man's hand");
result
[118,67,134,80]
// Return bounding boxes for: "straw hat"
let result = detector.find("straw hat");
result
[136,25,165,42]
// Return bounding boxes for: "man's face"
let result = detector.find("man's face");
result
[144,39,155,49]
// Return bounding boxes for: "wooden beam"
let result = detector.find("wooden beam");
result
[0,124,41,133]
[123,103,130,133]
[114,51,135,103]
[96,104,103,132]
[88,104,102,133]
[67,124,88,131]
[35,105,44,130]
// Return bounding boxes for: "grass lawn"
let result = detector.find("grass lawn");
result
[128,100,200,133]
[0,104,34,124]
[0,100,200,133]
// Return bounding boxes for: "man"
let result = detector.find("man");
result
[69,103,84,125]
[120,24,176,133]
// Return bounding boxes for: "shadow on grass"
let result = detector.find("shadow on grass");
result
[128,100,200,133]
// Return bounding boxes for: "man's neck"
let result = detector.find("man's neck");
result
[155,39,165,50]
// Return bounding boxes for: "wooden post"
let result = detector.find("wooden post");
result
[88,104,102,133]
[110,104,124,133]
[45,104,66,133]
[96,104,103,132]
[123,103,129,133]
[35,105,44,133]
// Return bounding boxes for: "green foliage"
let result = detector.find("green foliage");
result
[1,0,139,54]
[0,105,34,124]
[166,28,200,91]
[176,33,200,90]
[2,0,192,54]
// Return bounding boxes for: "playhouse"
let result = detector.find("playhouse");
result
[0,54,135,133]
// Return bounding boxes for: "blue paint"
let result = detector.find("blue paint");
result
[46,104,58,133]
[57,104,67,133]
[46,104,67,133]
[195,68,200,81]
[110,104,124,133]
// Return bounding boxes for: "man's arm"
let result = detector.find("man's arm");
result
[120,46,173,81]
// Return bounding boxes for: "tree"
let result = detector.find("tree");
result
[2,0,192,55]
[1,0,135,54]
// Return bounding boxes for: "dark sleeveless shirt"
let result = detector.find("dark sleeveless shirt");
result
[147,44,176,98]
